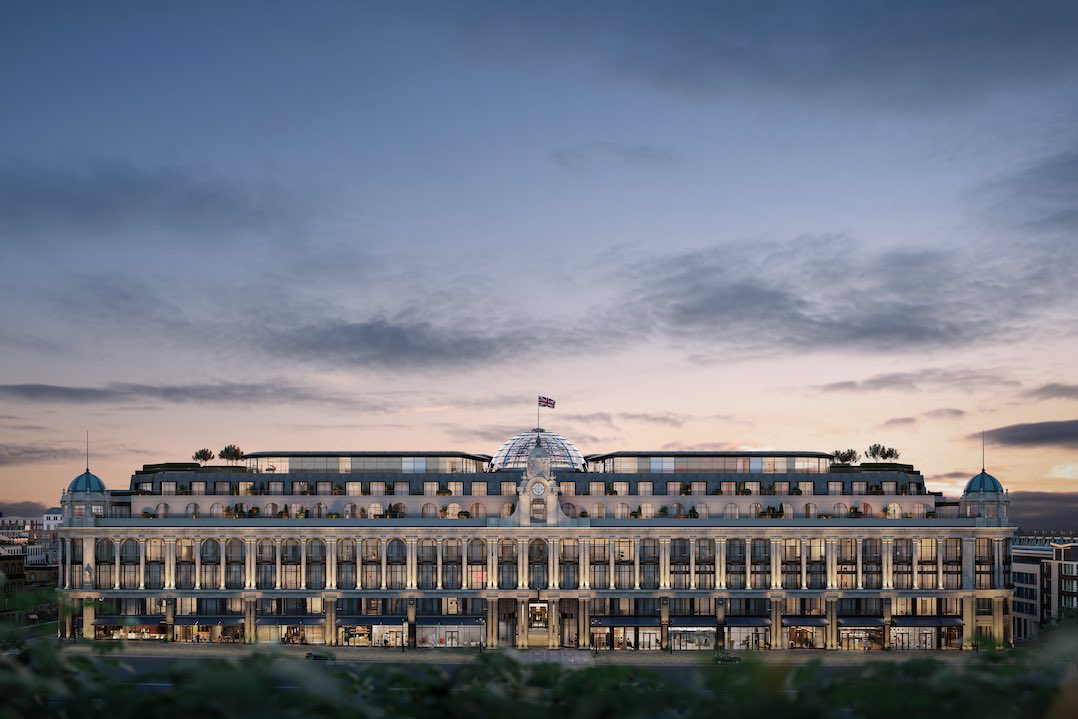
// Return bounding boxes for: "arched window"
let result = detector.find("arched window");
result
[281,539,301,563]
[911,503,926,518]
[315,503,328,519]
[723,503,739,519]
[470,503,487,518]
[185,503,200,518]
[369,502,384,518]
[468,539,487,563]
[120,539,139,562]
[886,503,901,519]
[155,503,169,518]
[337,538,356,562]
[209,503,224,518]
[615,502,630,519]
[362,539,381,562]
[804,502,818,518]
[387,539,407,563]
[561,502,578,518]
[289,503,303,518]
[670,502,683,517]
[694,503,709,519]
[862,503,874,517]
[749,502,762,517]
[264,502,278,517]
[591,503,606,519]
[833,503,848,517]
[640,503,654,519]
[344,503,357,519]
[145,539,164,562]
[780,503,793,518]
[500,502,513,518]
[422,502,438,518]
[307,539,326,561]
[256,539,276,562]
[446,502,461,519]
[226,539,245,562]
[200,539,220,562]
[176,539,195,562]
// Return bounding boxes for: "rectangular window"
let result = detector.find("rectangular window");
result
[774,481,789,495]
[238,481,254,495]
[559,482,575,496]
[882,481,897,495]
[317,481,332,495]
[852,481,867,495]
[424,482,438,496]
[638,482,652,496]
[268,481,284,494]
[292,481,308,495]
[394,481,409,496]
[370,482,385,495]
[448,481,463,496]
[691,481,706,496]
[346,481,362,496]
[471,482,487,496]
[161,481,176,495]
[667,481,684,496]
[589,482,605,496]
[721,481,736,495]
[613,481,629,496]
[501,481,516,496]
[798,481,814,496]
[828,481,843,495]
[745,481,760,495]
[215,481,231,495]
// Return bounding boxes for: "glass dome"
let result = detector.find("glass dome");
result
[490,428,586,472]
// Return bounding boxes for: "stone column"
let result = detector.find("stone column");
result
[717,538,726,590]
[407,539,417,589]
[194,540,200,590]
[63,538,71,589]
[853,538,862,590]
[992,597,1004,645]
[690,539,697,590]
[993,540,1003,590]
[962,595,975,649]
[962,538,976,590]
[826,598,837,649]
[882,538,893,589]
[380,542,387,590]
[518,599,528,648]
[608,540,616,590]
[301,540,307,590]
[244,599,255,645]
[486,600,497,648]
[139,540,146,590]
[551,539,560,590]
[825,539,836,589]
[325,600,337,647]
[327,539,337,590]
[82,601,95,640]
[633,539,640,590]
[660,539,670,589]
[579,598,590,648]
[770,539,780,590]
[549,600,559,648]
[801,539,808,589]
[487,541,495,590]
[275,539,282,590]
[245,540,255,589]
[436,539,443,590]
[518,539,527,590]
[581,539,590,589]
[114,539,121,590]
[937,539,944,591]
[770,599,781,649]
[912,538,920,590]
[220,544,226,590]
[165,539,174,589]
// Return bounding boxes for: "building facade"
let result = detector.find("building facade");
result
[55,429,1015,650]
[1011,536,1078,641]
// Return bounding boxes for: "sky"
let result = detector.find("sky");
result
[1,1,1078,528]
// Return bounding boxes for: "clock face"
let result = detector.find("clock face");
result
[531,482,545,496]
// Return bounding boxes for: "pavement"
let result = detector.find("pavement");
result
[54,639,983,667]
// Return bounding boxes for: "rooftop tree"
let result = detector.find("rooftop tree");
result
[219,444,244,464]
[192,448,214,465]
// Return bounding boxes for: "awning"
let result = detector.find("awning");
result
[668,616,718,628]
[415,616,485,626]
[723,617,771,627]
[174,616,245,626]
[891,616,963,628]
[590,616,661,627]
[837,617,887,627]
[781,616,829,627]
[93,615,165,626]
[255,616,325,626]
[336,616,408,627]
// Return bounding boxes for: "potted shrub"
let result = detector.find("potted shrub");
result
[658,505,670,518]
[579,510,589,518]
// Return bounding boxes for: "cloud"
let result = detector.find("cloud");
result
[0,501,49,517]
[454,1,1078,110]
[1047,464,1078,480]
[0,382,381,409]
[0,444,83,467]
[816,368,1017,393]
[982,151,1078,236]
[549,142,677,170]
[980,420,1078,449]
[1026,383,1078,401]
[929,471,971,481]
[0,161,306,248]
[924,408,966,419]
[263,317,531,370]
[1009,491,1078,531]
[616,233,1055,359]
[882,416,917,428]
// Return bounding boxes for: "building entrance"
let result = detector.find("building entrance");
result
[527,601,549,647]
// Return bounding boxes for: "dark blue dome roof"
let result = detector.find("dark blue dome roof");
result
[964,471,1003,494]
[68,470,106,493]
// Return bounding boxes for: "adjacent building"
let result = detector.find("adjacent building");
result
[55,428,1015,650]
[1011,534,1078,641]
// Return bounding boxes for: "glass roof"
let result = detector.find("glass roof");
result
[490,428,587,472]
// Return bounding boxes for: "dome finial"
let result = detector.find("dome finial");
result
[86,429,90,473]
[981,430,985,473]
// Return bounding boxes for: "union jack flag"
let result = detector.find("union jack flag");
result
[538,396,555,408]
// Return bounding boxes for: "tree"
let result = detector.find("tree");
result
[219,444,244,464]
[192,448,214,465]
[832,449,861,464]
[865,443,901,461]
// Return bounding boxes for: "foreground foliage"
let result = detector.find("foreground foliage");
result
[0,623,1075,719]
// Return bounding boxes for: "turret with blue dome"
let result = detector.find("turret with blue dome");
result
[960,466,1008,524]
[62,462,109,527]
[68,470,106,494]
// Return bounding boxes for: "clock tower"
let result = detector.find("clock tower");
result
[515,433,569,526]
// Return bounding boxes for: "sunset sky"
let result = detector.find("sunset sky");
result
[2,2,1077,527]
